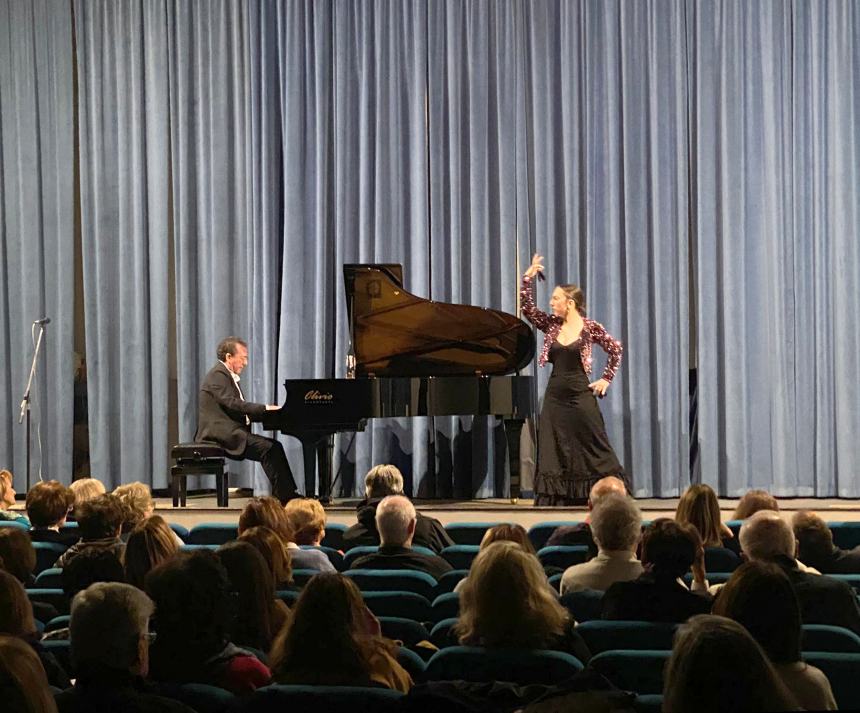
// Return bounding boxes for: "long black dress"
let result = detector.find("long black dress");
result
[535,339,625,506]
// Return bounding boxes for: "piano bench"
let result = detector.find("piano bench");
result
[170,443,229,508]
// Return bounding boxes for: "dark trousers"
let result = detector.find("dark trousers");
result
[242,434,298,503]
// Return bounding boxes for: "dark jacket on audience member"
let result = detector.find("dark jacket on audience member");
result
[343,497,455,553]
[601,571,713,623]
[769,554,860,635]
[349,545,454,580]
[55,671,197,713]
[29,527,79,548]
[803,545,860,575]
[54,536,125,569]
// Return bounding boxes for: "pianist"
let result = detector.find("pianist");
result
[196,337,298,504]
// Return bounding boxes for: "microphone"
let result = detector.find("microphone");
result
[33,318,51,325]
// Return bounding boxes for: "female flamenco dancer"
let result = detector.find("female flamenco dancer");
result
[522,253,627,506]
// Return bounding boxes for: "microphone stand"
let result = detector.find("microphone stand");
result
[19,321,48,492]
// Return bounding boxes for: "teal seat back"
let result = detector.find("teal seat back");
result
[425,646,583,685]
[576,620,677,654]
[344,569,437,600]
[590,650,671,695]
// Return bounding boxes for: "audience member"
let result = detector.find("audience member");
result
[145,550,271,694]
[0,571,70,690]
[343,465,454,553]
[601,519,712,623]
[454,541,591,662]
[123,516,179,590]
[732,489,779,520]
[55,582,195,713]
[675,483,739,554]
[68,478,106,513]
[713,561,837,710]
[62,548,125,598]
[26,481,77,546]
[239,525,294,589]
[793,510,860,574]
[270,573,411,691]
[544,475,628,556]
[112,482,155,536]
[56,495,125,569]
[0,634,59,713]
[348,495,453,579]
[217,541,290,652]
[0,469,29,526]
[454,524,536,594]
[740,510,860,634]
[560,493,643,594]
[237,496,293,543]
[663,615,798,713]
[283,498,336,572]
[0,528,56,623]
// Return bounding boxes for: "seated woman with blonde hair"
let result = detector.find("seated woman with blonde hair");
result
[270,573,411,691]
[283,498,335,572]
[454,541,590,662]
[0,469,29,526]
[675,483,739,554]
[454,523,535,594]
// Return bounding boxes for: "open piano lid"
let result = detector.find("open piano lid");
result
[343,264,536,377]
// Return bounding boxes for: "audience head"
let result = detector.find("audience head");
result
[25,481,74,529]
[0,570,37,639]
[62,548,125,598]
[70,582,154,678]
[739,511,795,562]
[792,511,835,568]
[217,541,282,651]
[0,470,16,509]
[145,551,232,663]
[283,498,326,546]
[713,561,802,664]
[663,614,797,713]
[113,482,155,533]
[0,528,35,583]
[375,495,416,548]
[0,634,58,713]
[238,496,292,543]
[238,525,293,587]
[590,492,642,553]
[479,524,536,555]
[733,489,780,520]
[124,515,179,590]
[364,464,404,499]
[68,478,106,510]
[675,484,723,548]
[456,541,569,649]
[76,494,124,541]
[587,475,627,509]
[640,519,700,579]
[270,573,379,684]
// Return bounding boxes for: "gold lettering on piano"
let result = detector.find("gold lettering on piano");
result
[305,390,334,402]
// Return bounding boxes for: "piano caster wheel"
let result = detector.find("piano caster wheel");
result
[510,497,519,505]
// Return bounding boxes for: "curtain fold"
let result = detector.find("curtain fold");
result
[74,0,171,489]
[0,0,75,488]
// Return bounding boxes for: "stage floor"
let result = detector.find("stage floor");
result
[152,493,860,529]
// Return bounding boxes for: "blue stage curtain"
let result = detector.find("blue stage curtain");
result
[0,0,75,488]
[74,0,172,489]
[692,0,860,496]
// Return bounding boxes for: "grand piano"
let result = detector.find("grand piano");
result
[261,264,536,502]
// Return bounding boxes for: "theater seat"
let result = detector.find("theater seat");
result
[589,650,671,695]
[425,646,583,685]
[361,591,432,622]
[154,683,236,713]
[444,522,499,545]
[537,545,589,570]
[320,523,347,551]
[575,620,677,654]
[33,543,68,575]
[378,617,431,648]
[185,523,238,545]
[527,521,583,550]
[237,685,404,713]
[344,569,437,600]
[802,624,860,653]
[802,652,860,710]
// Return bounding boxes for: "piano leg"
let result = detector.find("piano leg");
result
[300,438,318,498]
[503,417,525,503]
[316,434,334,505]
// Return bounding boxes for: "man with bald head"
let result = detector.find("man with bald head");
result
[348,495,453,580]
[545,475,629,558]
[737,510,860,635]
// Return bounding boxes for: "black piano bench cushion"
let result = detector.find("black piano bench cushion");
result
[172,442,226,460]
